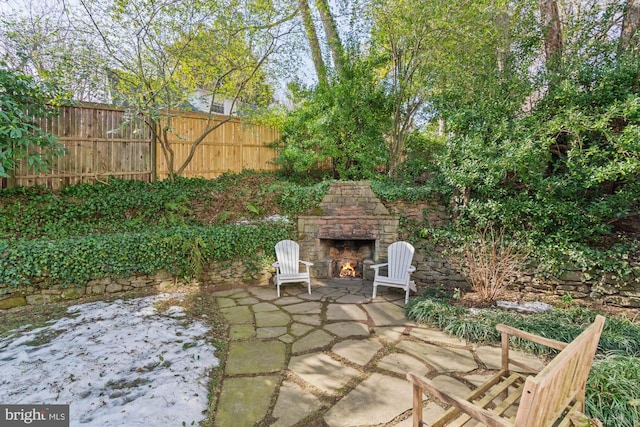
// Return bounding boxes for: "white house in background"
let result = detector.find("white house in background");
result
[188,88,238,115]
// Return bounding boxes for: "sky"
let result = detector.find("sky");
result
[0,294,219,426]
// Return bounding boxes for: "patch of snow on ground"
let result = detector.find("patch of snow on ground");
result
[496,300,553,313]
[0,294,219,426]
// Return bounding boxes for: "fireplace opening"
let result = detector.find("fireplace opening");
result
[323,239,374,279]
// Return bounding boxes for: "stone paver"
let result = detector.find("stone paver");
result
[226,340,286,375]
[289,352,361,394]
[290,322,315,337]
[292,314,322,325]
[398,341,478,373]
[326,304,368,321]
[377,353,430,377]
[335,294,369,304]
[298,292,324,301]
[324,374,413,426]
[213,289,245,297]
[247,287,279,300]
[256,326,287,339]
[394,402,445,427]
[229,324,255,340]
[292,329,334,354]
[272,296,304,305]
[215,375,279,427]
[362,302,409,326]
[410,327,467,347]
[332,338,383,366]
[280,301,322,314]
[226,290,251,299]
[220,305,253,324]
[212,280,551,427]
[373,326,407,343]
[271,381,323,427]
[430,374,472,398]
[324,321,370,338]
[252,302,280,312]
[237,297,260,305]
[216,297,236,308]
[255,310,290,327]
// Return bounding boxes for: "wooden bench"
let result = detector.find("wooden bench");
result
[406,315,605,427]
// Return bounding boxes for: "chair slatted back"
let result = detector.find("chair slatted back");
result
[387,241,415,280]
[275,239,301,275]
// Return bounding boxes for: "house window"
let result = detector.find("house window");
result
[211,103,224,114]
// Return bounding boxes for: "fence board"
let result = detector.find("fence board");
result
[3,103,278,190]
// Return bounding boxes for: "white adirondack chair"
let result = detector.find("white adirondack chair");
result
[272,240,313,297]
[370,241,416,304]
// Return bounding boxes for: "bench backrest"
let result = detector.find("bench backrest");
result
[514,315,605,426]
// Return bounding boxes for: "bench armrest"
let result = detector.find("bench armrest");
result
[406,372,513,427]
[496,324,568,351]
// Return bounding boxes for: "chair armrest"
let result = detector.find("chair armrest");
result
[300,260,313,266]
[370,263,388,270]
[406,372,513,427]
[495,324,568,351]
[272,261,280,268]
[408,265,416,273]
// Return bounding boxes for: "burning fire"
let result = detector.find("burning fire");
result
[339,262,359,278]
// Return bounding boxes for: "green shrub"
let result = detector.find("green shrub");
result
[0,224,294,288]
[369,179,438,202]
[586,355,640,427]
[276,55,392,180]
[0,172,326,241]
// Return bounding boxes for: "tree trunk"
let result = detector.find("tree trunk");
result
[298,0,328,85]
[620,0,640,54]
[494,10,511,73]
[539,0,563,65]
[314,0,345,75]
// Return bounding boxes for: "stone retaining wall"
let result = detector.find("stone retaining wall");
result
[0,261,273,310]
[2,197,639,310]
[387,199,640,308]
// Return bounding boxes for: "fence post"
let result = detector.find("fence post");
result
[6,169,16,189]
[148,117,157,182]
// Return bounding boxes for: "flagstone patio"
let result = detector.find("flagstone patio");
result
[213,279,545,426]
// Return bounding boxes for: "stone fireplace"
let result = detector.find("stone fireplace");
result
[298,181,399,279]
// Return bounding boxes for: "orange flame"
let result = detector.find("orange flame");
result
[339,262,358,278]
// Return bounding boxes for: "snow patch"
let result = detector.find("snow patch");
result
[0,294,218,426]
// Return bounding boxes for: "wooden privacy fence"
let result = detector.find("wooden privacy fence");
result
[2,102,280,190]
[155,110,279,181]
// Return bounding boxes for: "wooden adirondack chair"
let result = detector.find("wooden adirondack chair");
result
[272,240,313,297]
[370,241,416,304]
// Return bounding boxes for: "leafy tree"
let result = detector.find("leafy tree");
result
[78,0,296,180]
[0,64,68,179]
[427,0,640,276]
[277,55,392,180]
[0,0,110,102]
